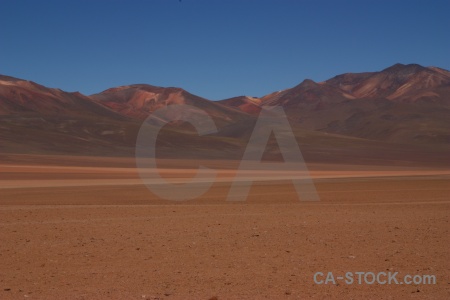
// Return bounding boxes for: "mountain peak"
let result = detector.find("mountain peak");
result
[297,79,318,89]
[381,63,425,74]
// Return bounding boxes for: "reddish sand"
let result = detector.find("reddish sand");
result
[0,156,449,299]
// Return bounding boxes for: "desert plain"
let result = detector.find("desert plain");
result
[0,154,449,299]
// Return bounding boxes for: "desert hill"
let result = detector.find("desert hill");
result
[221,64,450,144]
[1,64,449,165]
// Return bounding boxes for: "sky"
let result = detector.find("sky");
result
[1,0,449,100]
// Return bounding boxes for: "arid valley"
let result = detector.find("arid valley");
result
[1,153,449,299]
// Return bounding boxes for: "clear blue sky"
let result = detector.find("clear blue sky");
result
[1,0,449,100]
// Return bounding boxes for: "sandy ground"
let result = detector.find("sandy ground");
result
[0,156,449,299]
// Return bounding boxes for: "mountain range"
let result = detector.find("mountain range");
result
[1,63,449,166]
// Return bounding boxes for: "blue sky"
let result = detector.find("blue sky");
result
[1,0,449,100]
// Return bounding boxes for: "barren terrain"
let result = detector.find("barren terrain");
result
[0,155,449,299]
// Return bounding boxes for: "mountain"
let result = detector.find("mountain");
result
[1,63,449,165]
[90,84,250,127]
[217,96,263,114]
[255,64,450,107]
[0,78,252,157]
[0,75,126,119]
[325,63,450,103]
[219,64,450,111]
[321,64,450,143]
[220,64,450,144]
[0,76,138,155]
